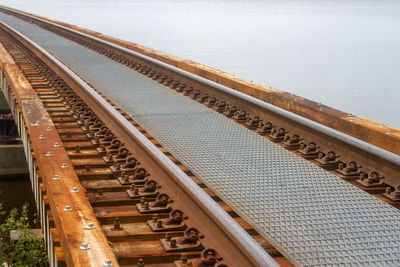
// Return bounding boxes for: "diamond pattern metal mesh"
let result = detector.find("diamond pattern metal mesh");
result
[2,12,400,266]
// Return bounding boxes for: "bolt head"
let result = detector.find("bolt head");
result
[39,135,45,139]
[80,242,89,250]
[71,187,79,193]
[53,174,60,180]
[61,163,68,168]
[86,223,95,229]
[45,151,52,156]
[54,142,60,147]
[64,205,72,212]
[104,259,113,266]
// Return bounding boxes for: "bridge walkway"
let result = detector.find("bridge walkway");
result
[1,12,400,266]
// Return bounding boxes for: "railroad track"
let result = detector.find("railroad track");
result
[0,6,399,188]
[0,21,282,267]
[0,6,400,267]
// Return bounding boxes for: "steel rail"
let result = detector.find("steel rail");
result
[0,20,278,267]
[0,5,398,187]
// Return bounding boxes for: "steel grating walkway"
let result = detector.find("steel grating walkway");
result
[1,12,400,266]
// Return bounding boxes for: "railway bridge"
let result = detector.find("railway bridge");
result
[0,5,399,267]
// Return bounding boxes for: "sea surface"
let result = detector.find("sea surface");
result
[1,0,400,128]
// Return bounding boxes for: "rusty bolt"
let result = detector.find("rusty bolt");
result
[151,193,170,208]
[200,248,219,265]
[207,96,217,107]
[122,156,138,169]
[134,168,148,180]
[184,86,194,96]
[165,209,184,225]
[180,254,188,263]
[359,173,367,181]
[123,173,129,183]
[137,259,145,267]
[338,163,345,170]
[143,180,158,193]
[172,81,180,89]
[165,233,171,241]
[170,239,177,248]
[96,189,104,197]
[178,84,186,93]
[114,218,121,230]
[150,214,158,222]
[115,163,121,171]
[367,171,381,184]
[179,227,200,245]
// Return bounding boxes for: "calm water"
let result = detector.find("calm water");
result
[2,0,400,128]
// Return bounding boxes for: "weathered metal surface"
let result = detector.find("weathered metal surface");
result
[1,12,400,267]
[1,5,398,156]
[0,40,118,267]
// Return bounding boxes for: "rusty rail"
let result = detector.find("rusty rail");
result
[0,20,278,267]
